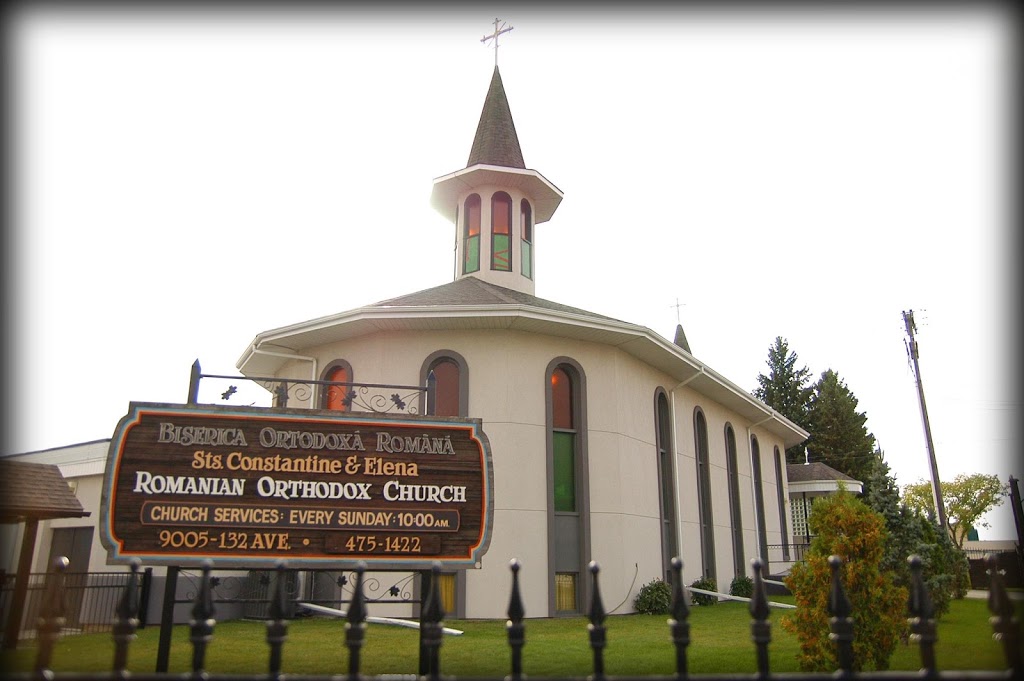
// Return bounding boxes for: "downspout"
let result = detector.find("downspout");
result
[669,367,705,570]
[747,413,774,566]
[249,343,318,404]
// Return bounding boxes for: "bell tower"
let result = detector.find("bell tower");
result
[430,66,562,296]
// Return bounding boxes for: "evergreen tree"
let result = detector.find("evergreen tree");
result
[805,369,876,482]
[861,453,963,617]
[753,336,814,462]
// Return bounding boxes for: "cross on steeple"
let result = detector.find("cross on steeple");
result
[481,18,513,67]
[671,298,686,325]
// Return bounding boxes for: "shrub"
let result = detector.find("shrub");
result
[633,578,671,614]
[729,575,753,598]
[782,491,907,672]
[689,576,718,606]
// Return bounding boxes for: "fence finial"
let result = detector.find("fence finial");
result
[506,559,526,681]
[587,561,607,680]
[668,557,691,678]
[827,555,855,672]
[749,558,771,678]
[112,559,141,676]
[986,553,1022,672]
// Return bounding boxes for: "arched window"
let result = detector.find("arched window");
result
[520,199,533,279]
[491,192,512,271]
[774,446,790,561]
[751,435,768,568]
[321,361,354,411]
[463,194,481,274]
[655,391,678,581]
[547,359,589,615]
[419,351,469,618]
[420,351,468,418]
[725,424,744,578]
[693,408,716,581]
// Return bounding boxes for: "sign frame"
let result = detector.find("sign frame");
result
[100,402,494,570]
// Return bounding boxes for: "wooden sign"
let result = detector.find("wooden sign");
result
[100,403,493,569]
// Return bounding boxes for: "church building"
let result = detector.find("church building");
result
[235,65,808,619]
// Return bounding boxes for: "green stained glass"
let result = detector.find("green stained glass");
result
[553,431,576,512]
[465,235,479,273]
[492,234,510,271]
[521,240,532,279]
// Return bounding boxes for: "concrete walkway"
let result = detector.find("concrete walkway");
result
[965,589,1024,600]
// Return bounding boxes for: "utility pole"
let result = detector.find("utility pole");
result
[903,310,947,529]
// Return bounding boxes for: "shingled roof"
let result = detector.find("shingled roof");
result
[787,461,860,484]
[371,277,625,323]
[466,66,526,169]
[0,460,89,522]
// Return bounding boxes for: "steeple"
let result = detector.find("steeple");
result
[466,67,525,169]
[430,65,562,296]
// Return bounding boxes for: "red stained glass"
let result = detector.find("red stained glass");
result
[552,367,573,429]
[325,366,349,411]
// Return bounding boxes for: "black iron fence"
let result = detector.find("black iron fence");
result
[0,570,151,646]
[4,554,1021,680]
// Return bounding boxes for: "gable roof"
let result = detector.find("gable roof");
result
[466,66,525,169]
[0,460,90,522]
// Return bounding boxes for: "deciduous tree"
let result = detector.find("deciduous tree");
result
[903,473,1007,548]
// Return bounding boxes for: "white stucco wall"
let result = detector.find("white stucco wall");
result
[281,325,793,617]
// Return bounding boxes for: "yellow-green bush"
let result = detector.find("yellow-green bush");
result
[782,491,908,671]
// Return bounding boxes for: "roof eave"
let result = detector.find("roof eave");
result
[237,305,808,448]
[430,164,563,224]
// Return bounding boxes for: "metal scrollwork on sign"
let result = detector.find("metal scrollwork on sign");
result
[180,570,249,603]
[194,368,426,415]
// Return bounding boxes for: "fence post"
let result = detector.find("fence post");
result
[506,559,526,681]
[586,561,607,681]
[749,558,771,679]
[907,555,937,675]
[189,561,216,676]
[668,557,690,680]
[32,557,68,676]
[138,567,153,630]
[986,553,1022,673]
[827,555,855,675]
[266,562,289,681]
[112,559,140,677]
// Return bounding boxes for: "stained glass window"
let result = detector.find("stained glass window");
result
[725,424,744,577]
[520,199,533,279]
[464,194,481,273]
[491,192,512,271]
[324,365,350,411]
[694,409,716,581]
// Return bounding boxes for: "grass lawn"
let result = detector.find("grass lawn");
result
[0,597,1019,676]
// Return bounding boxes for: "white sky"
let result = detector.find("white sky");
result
[6,7,1019,539]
